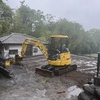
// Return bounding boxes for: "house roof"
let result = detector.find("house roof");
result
[0,33,48,44]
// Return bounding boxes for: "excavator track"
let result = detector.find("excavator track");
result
[54,64,77,76]
[0,66,12,78]
[35,64,77,77]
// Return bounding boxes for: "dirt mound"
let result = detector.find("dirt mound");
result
[64,71,94,87]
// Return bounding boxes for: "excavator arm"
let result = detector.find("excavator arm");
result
[13,38,48,64]
[20,38,48,59]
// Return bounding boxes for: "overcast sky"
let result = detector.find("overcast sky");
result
[3,0,100,30]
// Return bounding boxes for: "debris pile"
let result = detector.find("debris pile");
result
[78,77,100,100]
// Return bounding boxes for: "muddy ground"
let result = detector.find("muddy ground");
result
[0,55,97,100]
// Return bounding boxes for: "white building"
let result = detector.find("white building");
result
[0,33,48,59]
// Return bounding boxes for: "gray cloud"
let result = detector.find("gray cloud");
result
[3,0,100,30]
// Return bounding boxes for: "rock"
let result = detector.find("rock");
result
[88,78,94,84]
[78,91,93,100]
[83,84,95,96]
[94,88,100,99]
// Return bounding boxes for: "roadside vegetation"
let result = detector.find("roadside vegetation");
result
[0,0,100,55]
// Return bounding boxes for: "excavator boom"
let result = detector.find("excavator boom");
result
[20,38,48,59]
[14,38,48,64]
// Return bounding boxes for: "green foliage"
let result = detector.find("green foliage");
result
[0,1,100,54]
[39,36,46,41]
[0,1,13,35]
[87,29,100,52]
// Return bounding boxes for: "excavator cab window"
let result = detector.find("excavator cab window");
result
[48,37,69,60]
[61,38,69,53]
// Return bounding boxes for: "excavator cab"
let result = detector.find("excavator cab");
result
[48,35,69,60]
[46,35,71,66]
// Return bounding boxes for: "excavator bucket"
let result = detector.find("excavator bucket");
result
[35,67,54,78]
[0,66,12,78]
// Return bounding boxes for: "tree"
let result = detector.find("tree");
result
[87,29,100,52]
[0,1,13,35]
[11,1,46,38]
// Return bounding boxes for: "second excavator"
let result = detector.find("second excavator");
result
[13,35,77,77]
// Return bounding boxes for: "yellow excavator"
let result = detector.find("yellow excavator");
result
[13,35,77,77]
[0,58,11,78]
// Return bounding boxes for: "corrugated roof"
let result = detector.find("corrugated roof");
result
[0,33,48,44]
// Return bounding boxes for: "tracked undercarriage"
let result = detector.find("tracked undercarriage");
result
[35,64,77,77]
[0,66,12,78]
